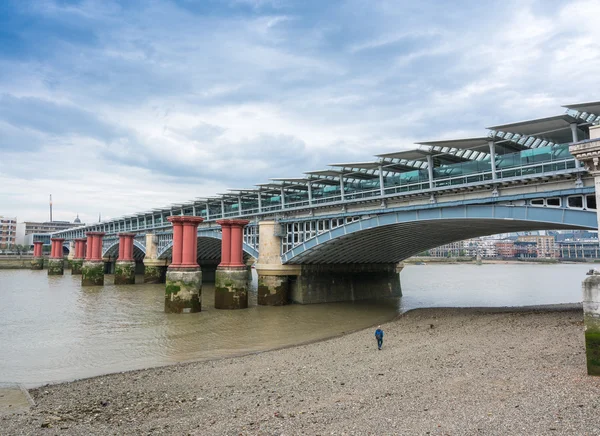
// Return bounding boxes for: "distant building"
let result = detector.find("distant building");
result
[514,241,537,258]
[495,240,516,258]
[517,235,558,258]
[428,241,465,257]
[0,216,17,248]
[16,216,85,245]
[559,240,600,260]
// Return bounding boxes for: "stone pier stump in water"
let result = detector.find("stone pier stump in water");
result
[165,268,202,313]
[30,258,44,270]
[114,261,135,285]
[71,259,83,275]
[82,261,104,286]
[583,271,600,375]
[47,258,64,275]
[215,266,249,309]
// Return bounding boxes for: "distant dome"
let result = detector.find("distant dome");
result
[74,214,81,224]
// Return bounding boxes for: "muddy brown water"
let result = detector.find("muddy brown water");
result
[0,264,589,387]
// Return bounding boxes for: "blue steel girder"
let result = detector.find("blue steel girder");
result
[281,192,597,265]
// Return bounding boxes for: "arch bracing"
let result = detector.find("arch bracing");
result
[157,232,258,261]
[102,239,147,260]
[282,204,597,264]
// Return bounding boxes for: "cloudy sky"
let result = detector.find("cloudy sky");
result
[1,0,599,223]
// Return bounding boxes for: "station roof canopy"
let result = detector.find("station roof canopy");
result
[487,114,579,144]
[327,162,381,180]
[416,137,528,154]
[377,148,472,166]
[563,101,600,116]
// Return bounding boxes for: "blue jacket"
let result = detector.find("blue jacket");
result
[375,329,384,339]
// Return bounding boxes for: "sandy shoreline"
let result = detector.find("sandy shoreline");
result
[3,306,600,435]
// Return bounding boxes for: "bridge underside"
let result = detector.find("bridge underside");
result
[286,218,591,264]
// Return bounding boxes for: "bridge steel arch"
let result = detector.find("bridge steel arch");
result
[281,204,597,265]
[102,239,147,260]
[156,230,259,261]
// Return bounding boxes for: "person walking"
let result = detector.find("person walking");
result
[375,325,384,350]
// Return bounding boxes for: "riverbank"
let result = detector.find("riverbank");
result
[3,306,600,435]
[404,256,599,265]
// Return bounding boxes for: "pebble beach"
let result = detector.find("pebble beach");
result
[3,306,600,435]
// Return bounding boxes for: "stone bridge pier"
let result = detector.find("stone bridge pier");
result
[255,220,300,305]
[48,238,65,275]
[71,238,86,274]
[164,216,204,313]
[82,232,105,286]
[143,233,167,284]
[255,220,402,305]
[115,233,136,285]
[215,219,250,309]
[31,241,44,270]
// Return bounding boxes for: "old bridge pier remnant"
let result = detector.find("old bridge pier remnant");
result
[215,219,250,309]
[164,216,204,313]
[47,238,65,275]
[31,241,44,270]
[82,232,105,286]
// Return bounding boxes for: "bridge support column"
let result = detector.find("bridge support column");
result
[82,232,105,286]
[215,219,250,309]
[292,263,403,304]
[71,238,86,274]
[115,233,136,285]
[47,238,65,275]
[255,220,301,306]
[164,216,204,313]
[31,241,44,270]
[143,233,167,283]
[583,272,600,376]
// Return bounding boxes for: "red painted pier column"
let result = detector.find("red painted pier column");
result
[215,219,250,309]
[82,232,105,286]
[165,216,204,313]
[115,233,136,285]
[48,238,65,275]
[31,241,45,270]
[216,220,232,267]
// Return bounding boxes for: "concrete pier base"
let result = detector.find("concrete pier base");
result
[47,258,64,276]
[165,268,202,313]
[583,272,600,375]
[258,275,290,306]
[71,259,83,275]
[115,261,136,285]
[215,266,249,309]
[82,261,104,286]
[30,258,44,270]
[292,263,402,304]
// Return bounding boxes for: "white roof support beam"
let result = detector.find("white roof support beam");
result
[426,155,434,189]
[488,141,498,181]
[378,165,385,197]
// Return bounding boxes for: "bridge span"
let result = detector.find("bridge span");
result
[39,101,600,311]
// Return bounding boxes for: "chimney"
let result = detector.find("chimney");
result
[49,194,53,222]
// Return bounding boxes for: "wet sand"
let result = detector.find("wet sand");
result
[3,306,600,435]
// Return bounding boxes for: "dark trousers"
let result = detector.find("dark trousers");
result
[377,338,383,349]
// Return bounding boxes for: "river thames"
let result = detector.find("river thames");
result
[0,263,591,387]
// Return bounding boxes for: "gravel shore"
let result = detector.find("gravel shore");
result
[3,306,600,435]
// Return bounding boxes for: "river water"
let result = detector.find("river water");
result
[0,263,591,387]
